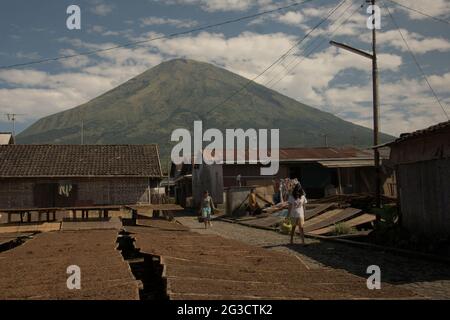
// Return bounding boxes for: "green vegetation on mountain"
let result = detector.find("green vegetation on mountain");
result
[17,58,393,158]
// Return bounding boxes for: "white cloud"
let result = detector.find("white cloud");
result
[140,17,199,28]
[58,49,91,69]
[16,51,41,60]
[277,11,304,26]
[88,25,134,38]
[364,29,450,54]
[315,74,450,136]
[160,0,268,12]
[0,29,447,138]
[90,0,114,16]
[278,11,304,26]
[389,0,450,20]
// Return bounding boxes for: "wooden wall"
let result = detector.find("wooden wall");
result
[391,127,450,238]
[397,159,450,238]
[0,177,159,209]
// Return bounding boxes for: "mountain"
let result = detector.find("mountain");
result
[17,59,393,159]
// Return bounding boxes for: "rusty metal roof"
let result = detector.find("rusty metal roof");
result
[0,144,163,178]
[203,147,374,161]
[279,147,373,161]
[317,159,375,168]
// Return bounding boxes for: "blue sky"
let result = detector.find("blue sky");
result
[0,0,449,137]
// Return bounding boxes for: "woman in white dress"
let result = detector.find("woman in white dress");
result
[288,186,307,245]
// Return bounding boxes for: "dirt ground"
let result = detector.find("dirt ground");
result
[177,216,450,299]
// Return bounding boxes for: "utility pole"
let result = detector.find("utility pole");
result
[81,120,84,145]
[330,0,382,209]
[371,0,382,209]
[351,134,357,146]
[5,113,24,143]
[322,134,329,147]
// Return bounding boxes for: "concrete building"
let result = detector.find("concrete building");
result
[380,121,450,238]
[0,145,163,209]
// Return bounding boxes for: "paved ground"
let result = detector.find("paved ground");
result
[177,216,450,299]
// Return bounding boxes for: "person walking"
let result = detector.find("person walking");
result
[200,190,215,229]
[288,187,307,245]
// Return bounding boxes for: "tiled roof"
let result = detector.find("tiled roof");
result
[0,145,162,178]
[392,120,450,144]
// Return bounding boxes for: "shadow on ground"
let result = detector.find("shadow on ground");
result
[263,241,450,286]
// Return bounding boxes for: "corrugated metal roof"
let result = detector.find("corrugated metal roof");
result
[318,159,375,168]
[279,147,373,161]
[201,147,374,162]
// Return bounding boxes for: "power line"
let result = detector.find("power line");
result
[266,0,363,88]
[383,2,450,120]
[386,0,450,26]
[263,0,358,87]
[0,0,318,70]
[204,0,349,117]
[5,113,25,140]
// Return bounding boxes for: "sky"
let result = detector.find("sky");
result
[0,0,449,138]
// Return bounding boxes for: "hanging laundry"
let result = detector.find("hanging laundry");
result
[58,183,73,197]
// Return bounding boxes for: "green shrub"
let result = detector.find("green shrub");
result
[333,223,356,235]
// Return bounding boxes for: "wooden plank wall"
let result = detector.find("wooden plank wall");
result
[398,158,450,238]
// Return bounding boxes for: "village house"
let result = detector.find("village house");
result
[170,162,193,208]
[0,132,14,145]
[172,147,395,208]
[377,121,450,238]
[0,144,163,209]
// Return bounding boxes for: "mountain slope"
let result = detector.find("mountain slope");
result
[17,59,393,158]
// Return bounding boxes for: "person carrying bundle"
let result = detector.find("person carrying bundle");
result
[287,185,307,245]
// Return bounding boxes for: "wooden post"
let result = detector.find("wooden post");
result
[7,213,11,224]
[132,209,137,225]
